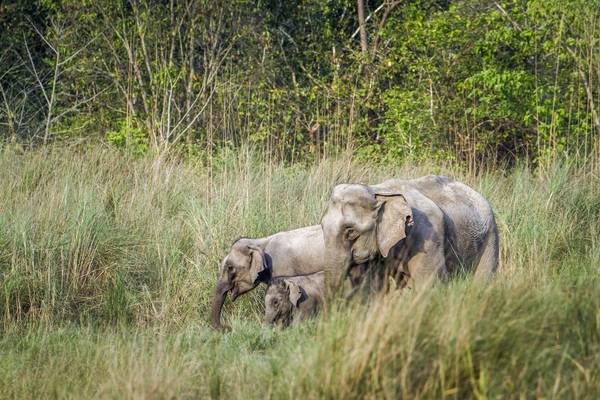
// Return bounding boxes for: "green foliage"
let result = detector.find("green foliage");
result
[370,0,599,163]
[357,88,454,163]
[461,68,534,124]
[106,119,149,155]
[2,0,597,164]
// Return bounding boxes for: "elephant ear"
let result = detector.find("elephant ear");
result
[247,245,268,284]
[374,193,413,258]
[285,281,303,307]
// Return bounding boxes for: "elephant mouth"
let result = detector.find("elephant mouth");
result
[353,253,378,265]
[230,281,260,302]
[269,308,292,327]
[352,248,378,265]
[353,256,370,264]
[279,314,292,327]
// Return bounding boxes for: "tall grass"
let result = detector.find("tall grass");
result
[0,144,599,398]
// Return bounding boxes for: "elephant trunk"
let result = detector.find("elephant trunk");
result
[324,246,353,299]
[210,278,232,329]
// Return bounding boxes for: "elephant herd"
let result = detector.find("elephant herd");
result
[210,175,499,329]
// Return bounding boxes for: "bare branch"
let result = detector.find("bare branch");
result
[23,35,50,106]
[28,19,58,54]
[371,1,404,56]
[350,3,385,40]
[494,2,522,32]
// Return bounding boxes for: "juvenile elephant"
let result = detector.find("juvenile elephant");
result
[320,175,499,293]
[210,225,324,329]
[264,271,325,327]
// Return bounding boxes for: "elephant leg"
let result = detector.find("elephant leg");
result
[474,223,499,281]
[406,245,447,291]
[380,256,407,292]
[392,269,411,290]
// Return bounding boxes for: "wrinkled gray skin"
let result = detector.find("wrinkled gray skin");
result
[320,175,499,293]
[264,271,325,327]
[210,225,324,329]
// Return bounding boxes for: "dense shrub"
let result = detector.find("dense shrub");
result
[2,0,598,164]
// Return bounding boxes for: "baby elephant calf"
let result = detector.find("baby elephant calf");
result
[264,271,325,327]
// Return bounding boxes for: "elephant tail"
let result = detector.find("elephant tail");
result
[474,216,499,281]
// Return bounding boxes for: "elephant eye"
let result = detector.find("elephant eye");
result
[345,228,359,241]
[272,298,279,306]
[227,264,235,273]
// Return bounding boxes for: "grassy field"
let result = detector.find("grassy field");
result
[0,144,599,399]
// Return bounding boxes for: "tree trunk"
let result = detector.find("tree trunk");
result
[357,0,369,56]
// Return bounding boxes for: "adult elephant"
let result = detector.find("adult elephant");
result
[320,175,498,293]
[210,225,324,329]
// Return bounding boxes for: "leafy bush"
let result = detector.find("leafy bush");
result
[107,119,149,155]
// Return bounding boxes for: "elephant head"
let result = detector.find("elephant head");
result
[320,184,413,292]
[210,238,268,329]
[264,279,302,327]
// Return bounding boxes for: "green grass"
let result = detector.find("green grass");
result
[0,144,599,398]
